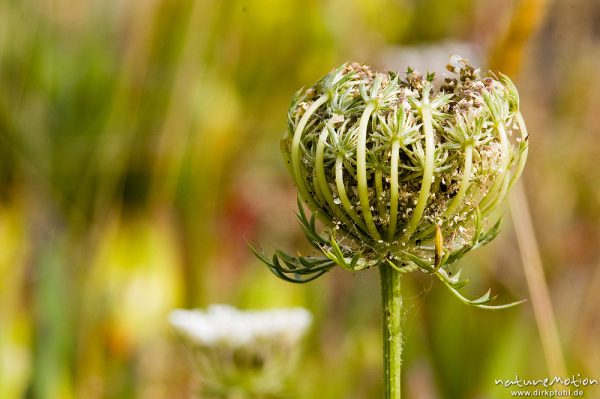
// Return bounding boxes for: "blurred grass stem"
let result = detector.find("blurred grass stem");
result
[509,185,567,377]
[488,0,567,380]
[151,0,205,205]
[488,0,552,77]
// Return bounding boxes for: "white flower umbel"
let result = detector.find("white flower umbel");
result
[169,305,312,347]
[169,305,312,399]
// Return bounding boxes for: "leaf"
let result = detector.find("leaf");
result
[296,196,328,247]
[471,207,483,247]
[443,268,468,289]
[475,218,503,249]
[402,251,434,273]
[320,230,368,271]
[248,242,335,283]
[444,245,473,267]
[434,267,524,310]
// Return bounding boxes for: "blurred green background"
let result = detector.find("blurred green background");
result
[1,0,599,398]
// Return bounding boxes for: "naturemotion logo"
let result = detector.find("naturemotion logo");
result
[495,373,598,397]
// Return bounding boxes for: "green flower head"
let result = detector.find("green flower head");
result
[254,56,528,308]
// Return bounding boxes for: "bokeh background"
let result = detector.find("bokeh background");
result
[1,0,599,398]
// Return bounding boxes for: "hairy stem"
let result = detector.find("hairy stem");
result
[380,263,403,399]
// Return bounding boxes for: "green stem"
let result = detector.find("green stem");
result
[413,142,474,242]
[335,155,368,232]
[312,165,327,206]
[444,143,473,218]
[315,127,340,213]
[290,95,329,212]
[387,140,400,241]
[375,169,387,230]
[380,263,403,399]
[479,121,510,214]
[316,127,367,242]
[507,111,529,191]
[399,104,435,243]
[357,102,382,240]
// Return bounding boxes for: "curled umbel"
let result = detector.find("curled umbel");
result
[255,57,528,307]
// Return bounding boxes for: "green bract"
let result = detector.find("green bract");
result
[253,58,528,308]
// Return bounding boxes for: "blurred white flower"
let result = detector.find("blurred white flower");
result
[169,305,312,398]
[169,305,312,348]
